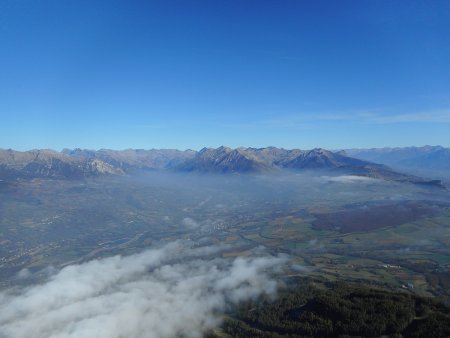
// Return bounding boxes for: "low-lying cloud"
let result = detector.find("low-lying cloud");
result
[182,217,200,229]
[0,241,286,338]
[319,175,377,184]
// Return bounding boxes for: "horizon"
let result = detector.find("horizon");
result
[1,1,449,150]
[1,143,448,153]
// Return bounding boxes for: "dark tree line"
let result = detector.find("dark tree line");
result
[208,281,450,338]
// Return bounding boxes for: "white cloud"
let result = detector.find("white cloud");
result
[0,241,286,338]
[319,175,377,183]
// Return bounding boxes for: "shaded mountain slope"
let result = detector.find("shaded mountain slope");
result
[177,146,273,173]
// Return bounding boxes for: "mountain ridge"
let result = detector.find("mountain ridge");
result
[0,146,445,188]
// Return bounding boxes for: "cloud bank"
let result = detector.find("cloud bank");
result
[0,242,286,338]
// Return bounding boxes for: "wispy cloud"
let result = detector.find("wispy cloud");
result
[243,108,450,129]
[212,107,450,133]
[359,109,450,124]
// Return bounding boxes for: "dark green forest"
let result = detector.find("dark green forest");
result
[208,280,450,338]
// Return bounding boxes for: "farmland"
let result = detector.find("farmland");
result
[1,172,449,302]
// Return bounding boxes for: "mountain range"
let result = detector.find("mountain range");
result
[345,146,450,179]
[0,146,446,188]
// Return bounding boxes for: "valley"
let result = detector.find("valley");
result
[1,172,449,304]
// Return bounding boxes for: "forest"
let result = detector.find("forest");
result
[211,280,450,338]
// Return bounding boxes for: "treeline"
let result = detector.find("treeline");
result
[210,281,450,337]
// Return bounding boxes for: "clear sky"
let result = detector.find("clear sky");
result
[0,0,449,151]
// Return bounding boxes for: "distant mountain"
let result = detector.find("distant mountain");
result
[241,146,303,165]
[177,147,443,187]
[0,147,444,188]
[277,148,413,181]
[276,148,368,169]
[178,147,384,174]
[0,149,123,179]
[177,146,273,173]
[345,146,450,181]
[62,148,195,171]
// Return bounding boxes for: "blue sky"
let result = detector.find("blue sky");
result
[0,0,449,150]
